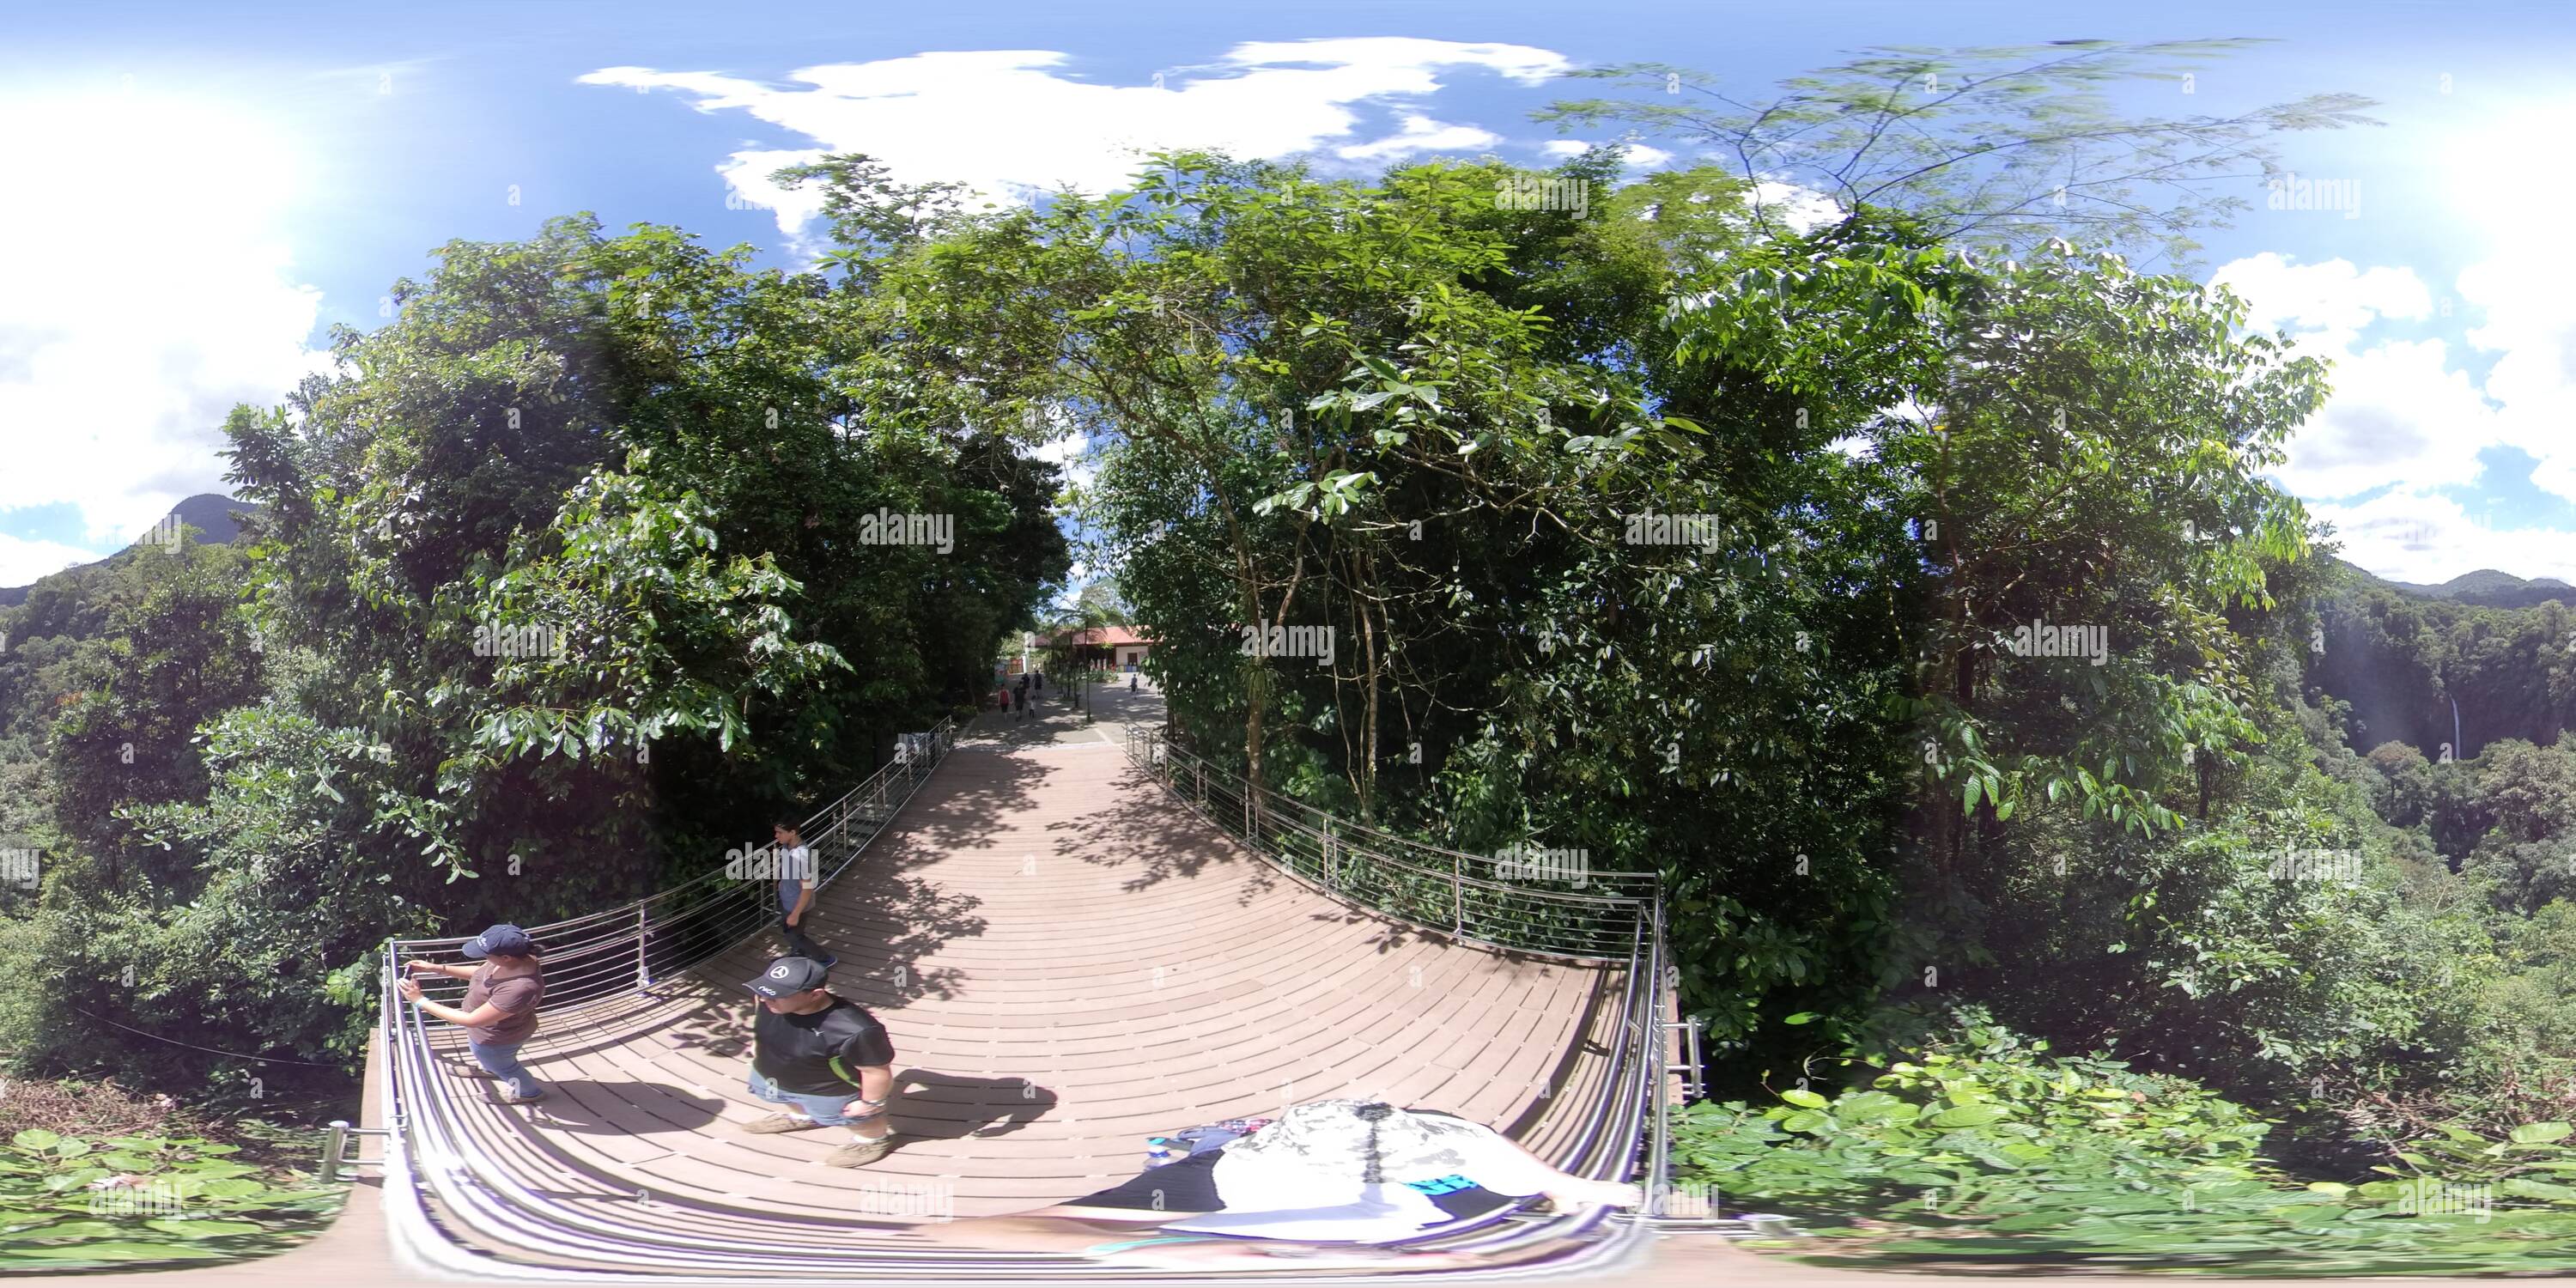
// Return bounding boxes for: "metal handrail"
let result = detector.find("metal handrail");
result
[1122,725,1675,1261]
[1145,729,1660,890]
[1127,726,1657,959]
[387,720,958,1014]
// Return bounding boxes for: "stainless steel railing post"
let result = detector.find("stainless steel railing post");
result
[1453,851,1465,935]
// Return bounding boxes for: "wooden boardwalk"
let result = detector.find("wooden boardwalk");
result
[398,732,1636,1273]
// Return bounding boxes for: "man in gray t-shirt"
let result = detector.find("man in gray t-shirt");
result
[772,820,835,968]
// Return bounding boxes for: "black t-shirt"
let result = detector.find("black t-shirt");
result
[752,997,896,1095]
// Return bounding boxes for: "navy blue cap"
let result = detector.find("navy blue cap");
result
[461,923,538,959]
[744,956,831,999]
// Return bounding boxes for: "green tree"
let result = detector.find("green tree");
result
[2463,739,2576,915]
[2365,740,2435,829]
[1540,40,2379,266]
[45,536,266,885]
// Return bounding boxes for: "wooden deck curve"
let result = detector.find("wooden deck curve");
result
[392,732,1636,1273]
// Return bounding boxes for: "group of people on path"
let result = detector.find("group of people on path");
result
[400,922,1636,1266]
[1001,668,1042,720]
[992,668,1142,723]
[393,762,1637,1266]
[398,931,900,1168]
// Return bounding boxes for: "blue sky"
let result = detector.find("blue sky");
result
[6,0,2575,586]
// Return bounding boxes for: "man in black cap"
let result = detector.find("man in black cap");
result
[739,956,898,1166]
[399,923,547,1104]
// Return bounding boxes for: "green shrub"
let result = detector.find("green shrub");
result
[0,1128,343,1272]
[1674,1028,2576,1273]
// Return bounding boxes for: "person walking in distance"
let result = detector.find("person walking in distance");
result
[399,924,547,1104]
[773,819,835,969]
[739,957,900,1166]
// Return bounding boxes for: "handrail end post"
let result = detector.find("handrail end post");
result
[320,1119,350,1183]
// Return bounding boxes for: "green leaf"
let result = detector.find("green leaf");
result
[6,1219,123,1238]
[9,1132,59,1151]
[144,1218,267,1238]
[1928,1104,2009,1128]
[1782,1089,1831,1109]
[5,1242,228,1261]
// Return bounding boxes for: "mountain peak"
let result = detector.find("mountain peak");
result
[0,495,260,607]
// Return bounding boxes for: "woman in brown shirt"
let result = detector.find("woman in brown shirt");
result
[399,923,547,1103]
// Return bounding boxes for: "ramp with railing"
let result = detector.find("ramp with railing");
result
[374,716,1684,1281]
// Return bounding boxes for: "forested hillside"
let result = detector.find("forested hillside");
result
[0,209,1072,1105]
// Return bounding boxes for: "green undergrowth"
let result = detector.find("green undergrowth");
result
[0,1128,345,1272]
[1675,1030,2576,1275]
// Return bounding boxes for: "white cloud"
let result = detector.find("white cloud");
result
[1030,422,1098,493]
[0,89,325,552]
[2208,254,2490,501]
[0,532,101,587]
[1538,139,1673,167]
[2213,252,2431,350]
[2459,247,2576,491]
[580,39,1576,238]
[2307,489,2576,586]
[1749,180,1844,235]
[2209,242,2576,581]
[1335,115,1499,162]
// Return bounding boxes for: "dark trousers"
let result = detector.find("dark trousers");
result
[778,914,826,961]
[778,883,828,961]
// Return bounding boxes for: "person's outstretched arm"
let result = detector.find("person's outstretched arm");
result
[397,977,510,1029]
[1460,1125,1644,1208]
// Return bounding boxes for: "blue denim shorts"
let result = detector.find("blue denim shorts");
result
[746,1067,860,1125]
